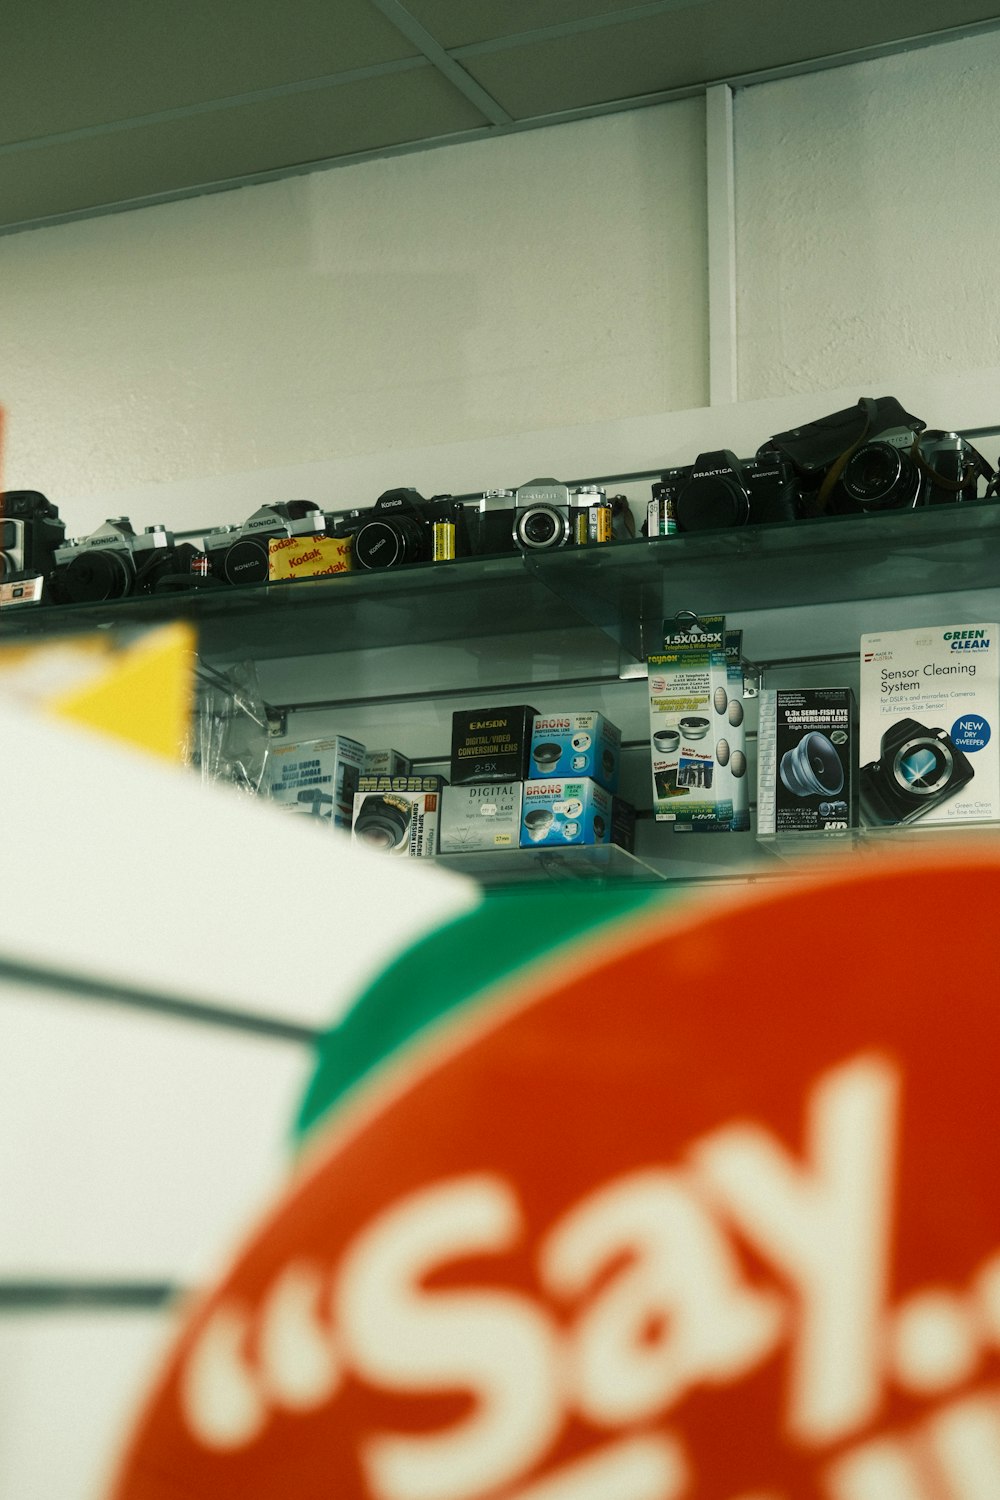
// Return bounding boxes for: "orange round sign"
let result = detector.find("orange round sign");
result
[111,852,1000,1500]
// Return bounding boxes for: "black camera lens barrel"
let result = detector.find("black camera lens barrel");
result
[840,441,922,511]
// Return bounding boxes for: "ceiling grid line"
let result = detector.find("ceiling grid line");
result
[365,0,514,125]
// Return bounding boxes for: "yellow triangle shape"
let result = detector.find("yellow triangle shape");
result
[47,622,197,764]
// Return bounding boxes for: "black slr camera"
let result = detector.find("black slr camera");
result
[203,501,326,586]
[51,518,203,603]
[0,491,66,581]
[860,717,974,826]
[343,488,462,570]
[655,450,801,533]
[762,396,996,516]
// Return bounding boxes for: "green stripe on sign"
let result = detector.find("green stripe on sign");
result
[294,883,670,1142]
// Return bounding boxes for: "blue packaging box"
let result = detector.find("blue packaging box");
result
[528,711,621,792]
[519,777,613,848]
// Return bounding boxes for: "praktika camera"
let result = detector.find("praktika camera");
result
[860,717,974,826]
[203,501,326,585]
[654,450,801,533]
[51,518,202,603]
[344,488,461,570]
[0,490,66,585]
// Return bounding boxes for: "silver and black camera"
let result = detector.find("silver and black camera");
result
[657,450,801,533]
[203,501,326,586]
[51,518,199,603]
[0,491,65,581]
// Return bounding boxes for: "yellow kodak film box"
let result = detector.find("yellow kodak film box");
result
[268,533,352,581]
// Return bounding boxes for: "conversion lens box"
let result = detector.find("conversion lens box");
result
[268,533,351,580]
[351,779,444,856]
[757,688,857,836]
[519,777,612,848]
[859,623,1000,827]
[451,704,538,784]
[363,748,412,777]
[528,711,621,792]
[439,782,523,852]
[264,735,366,830]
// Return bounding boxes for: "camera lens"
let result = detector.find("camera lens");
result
[842,442,921,510]
[780,731,844,798]
[62,548,134,602]
[354,516,424,570]
[513,504,569,551]
[676,475,751,531]
[222,537,270,585]
[353,794,412,851]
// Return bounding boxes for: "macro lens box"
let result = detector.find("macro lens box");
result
[757,689,857,836]
[519,777,612,848]
[451,704,538,784]
[268,533,351,580]
[264,735,366,830]
[363,748,412,777]
[859,623,1000,827]
[351,777,445,856]
[528,711,621,792]
[439,782,523,852]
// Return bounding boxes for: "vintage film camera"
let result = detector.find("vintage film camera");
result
[512,479,631,551]
[654,450,801,533]
[203,501,326,585]
[0,492,66,605]
[860,717,974,826]
[342,488,462,571]
[51,518,203,603]
[762,396,996,515]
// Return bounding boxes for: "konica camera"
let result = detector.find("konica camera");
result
[761,396,996,516]
[0,491,66,581]
[203,501,326,585]
[654,450,801,533]
[51,518,203,603]
[344,488,462,570]
[860,717,974,826]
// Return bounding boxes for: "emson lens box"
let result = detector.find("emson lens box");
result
[265,735,366,830]
[351,777,445,856]
[519,777,612,848]
[528,711,621,792]
[757,688,857,836]
[439,782,523,852]
[859,623,1000,827]
[451,704,538,783]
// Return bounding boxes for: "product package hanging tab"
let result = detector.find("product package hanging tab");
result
[647,613,734,828]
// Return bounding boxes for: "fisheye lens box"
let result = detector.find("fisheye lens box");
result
[757,689,857,836]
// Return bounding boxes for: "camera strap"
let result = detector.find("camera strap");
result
[813,396,880,514]
[912,433,997,496]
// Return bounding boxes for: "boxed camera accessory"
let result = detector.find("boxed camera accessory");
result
[529,711,621,793]
[611,795,637,853]
[0,491,65,582]
[859,623,1000,827]
[724,629,751,832]
[451,703,538,784]
[648,614,734,829]
[659,450,800,533]
[352,777,445,856]
[269,532,351,581]
[203,502,327,586]
[519,777,612,848]
[362,748,413,778]
[439,781,523,852]
[264,735,366,831]
[51,519,204,603]
[757,688,857,837]
[762,396,996,517]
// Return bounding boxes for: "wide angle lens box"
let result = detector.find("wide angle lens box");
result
[268,533,352,580]
[439,782,523,852]
[451,704,538,784]
[351,780,444,856]
[264,735,366,830]
[519,777,612,848]
[757,688,857,836]
[528,711,621,792]
[859,623,1000,827]
[363,748,412,777]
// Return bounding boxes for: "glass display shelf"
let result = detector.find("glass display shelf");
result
[3,501,1000,668]
[759,818,1000,862]
[433,844,666,887]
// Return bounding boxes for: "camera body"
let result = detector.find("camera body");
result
[203,501,326,586]
[51,518,198,602]
[346,489,460,570]
[461,490,518,558]
[0,491,66,580]
[860,717,975,826]
[512,479,573,552]
[658,450,801,533]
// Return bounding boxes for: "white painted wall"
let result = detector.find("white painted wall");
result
[734,29,1000,400]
